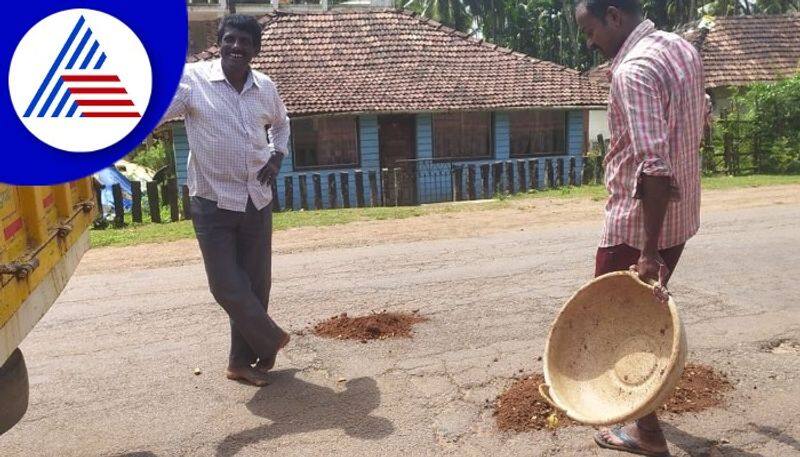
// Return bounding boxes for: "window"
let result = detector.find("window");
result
[292,116,359,169]
[433,112,493,160]
[509,110,566,157]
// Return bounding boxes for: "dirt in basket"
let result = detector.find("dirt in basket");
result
[661,363,733,415]
[494,364,733,432]
[312,310,428,341]
[494,373,574,432]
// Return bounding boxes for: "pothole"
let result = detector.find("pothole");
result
[311,310,427,342]
[494,363,732,432]
[760,338,800,354]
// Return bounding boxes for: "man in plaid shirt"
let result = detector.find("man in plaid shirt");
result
[576,0,707,455]
[163,15,291,387]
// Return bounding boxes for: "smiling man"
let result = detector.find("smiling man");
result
[575,0,707,456]
[162,15,290,387]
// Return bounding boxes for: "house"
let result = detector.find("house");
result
[585,14,800,142]
[165,9,607,209]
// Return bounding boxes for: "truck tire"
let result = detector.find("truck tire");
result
[0,348,29,435]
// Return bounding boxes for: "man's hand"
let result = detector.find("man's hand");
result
[631,250,670,303]
[258,152,283,186]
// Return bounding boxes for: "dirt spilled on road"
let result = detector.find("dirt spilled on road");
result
[661,363,733,415]
[312,310,427,342]
[494,373,574,432]
[495,364,732,432]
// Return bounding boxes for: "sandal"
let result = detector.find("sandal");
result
[594,425,671,457]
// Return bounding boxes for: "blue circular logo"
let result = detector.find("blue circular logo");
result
[2,1,188,185]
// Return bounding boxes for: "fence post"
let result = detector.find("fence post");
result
[94,182,104,216]
[368,171,379,207]
[392,168,400,206]
[504,161,514,194]
[298,174,309,210]
[480,164,490,198]
[167,178,180,222]
[339,172,351,208]
[181,185,191,220]
[312,173,323,210]
[557,159,565,187]
[284,176,294,211]
[452,165,464,201]
[327,173,337,208]
[146,181,161,223]
[492,162,503,196]
[517,160,527,193]
[112,184,125,228]
[466,165,477,200]
[354,170,365,208]
[131,181,142,223]
[595,134,606,185]
[569,157,576,186]
[380,168,389,206]
[529,159,539,190]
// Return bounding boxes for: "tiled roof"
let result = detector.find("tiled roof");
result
[189,9,607,116]
[585,14,800,90]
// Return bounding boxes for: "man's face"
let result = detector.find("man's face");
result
[576,4,626,59]
[219,27,256,72]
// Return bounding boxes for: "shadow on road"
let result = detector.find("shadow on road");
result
[215,369,394,457]
[749,423,800,453]
[663,423,766,457]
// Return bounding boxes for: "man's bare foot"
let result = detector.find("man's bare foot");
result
[594,423,670,457]
[225,365,270,387]
[255,331,291,373]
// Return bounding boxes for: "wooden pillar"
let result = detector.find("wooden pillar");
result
[327,173,337,208]
[181,185,191,220]
[380,168,389,206]
[569,157,577,186]
[466,165,477,200]
[505,161,515,194]
[339,172,350,208]
[517,160,527,193]
[284,176,294,211]
[146,181,161,223]
[452,165,464,201]
[112,184,125,228]
[480,164,490,198]
[354,170,365,208]
[298,174,309,210]
[131,182,143,223]
[312,173,323,210]
[529,159,539,190]
[492,162,503,196]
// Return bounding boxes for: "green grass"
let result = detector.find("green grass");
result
[90,174,800,248]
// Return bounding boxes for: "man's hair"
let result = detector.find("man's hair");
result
[577,0,643,19]
[217,14,262,54]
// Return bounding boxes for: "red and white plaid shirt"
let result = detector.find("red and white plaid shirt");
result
[601,20,707,250]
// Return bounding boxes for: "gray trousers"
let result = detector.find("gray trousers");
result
[191,196,284,366]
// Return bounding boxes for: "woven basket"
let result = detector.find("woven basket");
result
[539,271,687,425]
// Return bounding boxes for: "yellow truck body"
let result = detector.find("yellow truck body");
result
[0,178,95,367]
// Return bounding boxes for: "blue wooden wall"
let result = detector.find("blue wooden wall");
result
[170,109,586,208]
[414,110,586,203]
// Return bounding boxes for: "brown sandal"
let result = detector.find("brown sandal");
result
[594,425,671,457]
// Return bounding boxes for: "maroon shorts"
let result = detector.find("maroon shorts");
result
[595,243,685,284]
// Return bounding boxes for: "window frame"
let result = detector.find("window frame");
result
[508,109,568,158]
[290,115,361,171]
[432,111,495,162]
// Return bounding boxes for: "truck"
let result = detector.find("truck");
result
[0,178,96,434]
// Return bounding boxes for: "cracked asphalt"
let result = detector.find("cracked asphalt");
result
[2,188,799,457]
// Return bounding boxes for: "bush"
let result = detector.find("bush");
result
[128,141,168,172]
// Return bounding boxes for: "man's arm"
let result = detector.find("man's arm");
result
[258,82,291,186]
[619,62,674,284]
[158,81,191,128]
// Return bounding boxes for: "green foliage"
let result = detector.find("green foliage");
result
[128,141,168,172]
[399,0,798,70]
[712,74,800,174]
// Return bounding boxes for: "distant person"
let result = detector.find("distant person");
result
[162,14,290,386]
[575,0,708,455]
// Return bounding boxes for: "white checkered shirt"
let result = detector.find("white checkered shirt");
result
[163,59,290,212]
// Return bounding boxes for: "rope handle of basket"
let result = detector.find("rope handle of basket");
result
[629,262,670,303]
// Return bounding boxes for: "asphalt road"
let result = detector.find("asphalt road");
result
[2,192,799,457]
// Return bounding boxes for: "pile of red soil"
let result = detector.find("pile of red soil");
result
[312,310,427,341]
[661,363,733,414]
[494,364,732,432]
[494,374,574,432]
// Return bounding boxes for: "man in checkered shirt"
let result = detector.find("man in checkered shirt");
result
[162,15,290,387]
[576,0,708,455]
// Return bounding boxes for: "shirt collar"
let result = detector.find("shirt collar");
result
[208,59,260,91]
[610,20,656,74]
